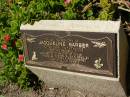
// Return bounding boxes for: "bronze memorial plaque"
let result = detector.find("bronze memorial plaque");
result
[22,30,117,77]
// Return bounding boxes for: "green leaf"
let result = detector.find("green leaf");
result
[86,10,93,17]
[16,39,23,49]
[63,9,77,19]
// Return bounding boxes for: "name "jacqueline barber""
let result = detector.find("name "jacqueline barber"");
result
[39,40,89,48]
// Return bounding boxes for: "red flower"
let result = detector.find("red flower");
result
[18,55,24,62]
[4,34,11,42]
[64,0,71,5]
[1,44,7,50]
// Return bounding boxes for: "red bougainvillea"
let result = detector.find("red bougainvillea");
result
[4,34,11,42]
[1,44,7,50]
[64,0,71,5]
[18,55,24,62]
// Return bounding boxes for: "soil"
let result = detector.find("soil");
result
[0,83,115,97]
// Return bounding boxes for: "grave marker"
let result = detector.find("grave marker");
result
[21,20,128,97]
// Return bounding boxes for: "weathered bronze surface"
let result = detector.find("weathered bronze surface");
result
[22,30,117,77]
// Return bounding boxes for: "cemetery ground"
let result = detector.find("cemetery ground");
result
[0,83,120,97]
[1,0,130,97]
